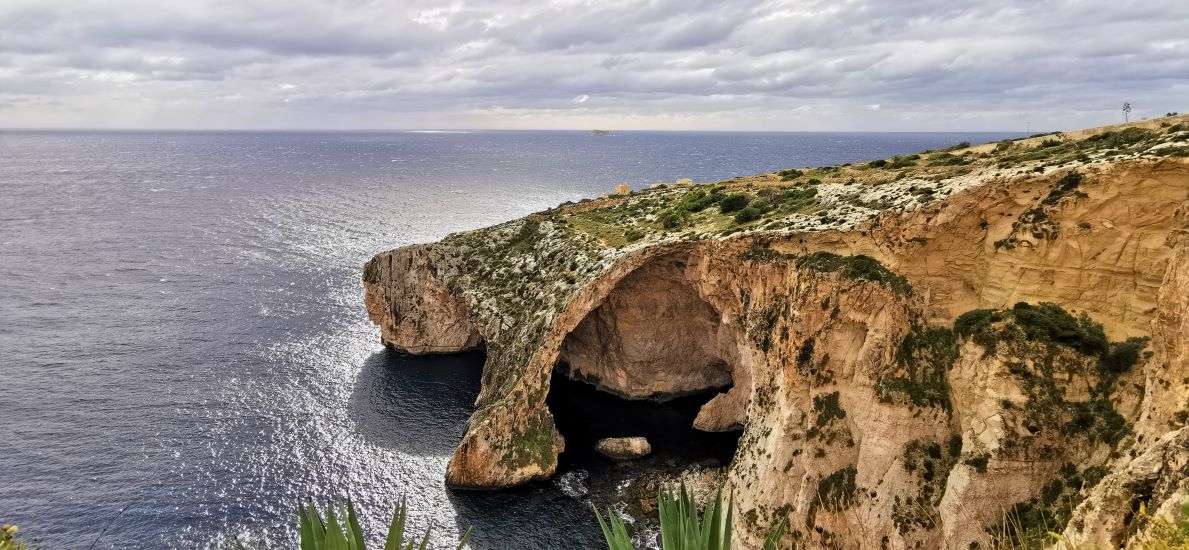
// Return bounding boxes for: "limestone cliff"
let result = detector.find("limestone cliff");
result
[363,116,1189,548]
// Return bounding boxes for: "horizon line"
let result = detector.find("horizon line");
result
[0,126,1036,134]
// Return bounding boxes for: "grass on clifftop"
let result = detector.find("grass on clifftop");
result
[515,114,1189,251]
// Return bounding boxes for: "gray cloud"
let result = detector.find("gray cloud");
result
[0,0,1185,130]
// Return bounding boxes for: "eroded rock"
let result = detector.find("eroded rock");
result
[596,437,652,460]
[362,117,1189,548]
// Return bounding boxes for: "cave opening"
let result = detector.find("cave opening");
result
[546,253,744,472]
[546,368,740,470]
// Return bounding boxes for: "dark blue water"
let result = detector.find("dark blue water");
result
[0,130,1022,549]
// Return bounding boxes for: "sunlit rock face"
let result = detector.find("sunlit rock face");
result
[364,117,1189,548]
[595,437,652,460]
[558,253,736,401]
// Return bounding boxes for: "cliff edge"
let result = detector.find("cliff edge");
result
[364,116,1189,548]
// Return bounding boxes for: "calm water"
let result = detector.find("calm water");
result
[0,129,1021,549]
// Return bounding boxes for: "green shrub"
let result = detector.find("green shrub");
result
[508,219,542,254]
[676,188,718,213]
[778,168,804,181]
[794,252,910,294]
[954,308,1003,350]
[927,152,969,167]
[718,194,751,213]
[868,159,888,168]
[660,209,688,229]
[1009,302,1107,356]
[1041,171,1085,205]
[624,228,644,242]
[733,206,763,224]
[1100,336,1150,375]
[813,391,846,427]
[1084,127,1155,149]
[816,466,858,512]
[877,326,958,410]
[963,454,989,473]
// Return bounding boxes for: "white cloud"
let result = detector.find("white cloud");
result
[0,0,1185,130]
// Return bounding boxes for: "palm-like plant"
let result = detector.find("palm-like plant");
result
[594,485,786,550]
[297,499,472,550]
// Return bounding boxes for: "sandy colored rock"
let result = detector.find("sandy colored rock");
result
[595,437,652,460]
[362,116,1189,547]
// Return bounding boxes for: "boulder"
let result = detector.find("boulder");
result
[595,437,652,460]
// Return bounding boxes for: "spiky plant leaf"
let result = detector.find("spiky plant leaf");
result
[455,526,473,550]
[324,504,349,550]
[346,500,366,550]
[593,505,635,550]
[761,517,787,550]
[384,498,408,550]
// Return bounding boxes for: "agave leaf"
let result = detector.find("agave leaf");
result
[703,488,722,550]
[416,526,432,550]
[325,503,350,550]
[761,517,787,550]
[384,497,408,550]
[454,526,474,550]
[346,499,366,550]
[593,505,635,550]
[302,502,327,550]
[718,494,727,550]
[299,503,316,550]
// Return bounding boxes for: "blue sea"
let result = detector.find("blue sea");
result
[0,129,1022,549]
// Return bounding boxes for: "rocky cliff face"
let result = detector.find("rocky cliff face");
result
[363,117,1189,548]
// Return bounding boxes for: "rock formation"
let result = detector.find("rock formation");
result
[363,116,1189,548]
[595,437,653,460]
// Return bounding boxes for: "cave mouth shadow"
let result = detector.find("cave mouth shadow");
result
[546,367,741,472]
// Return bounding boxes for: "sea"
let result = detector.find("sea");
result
[0,129,1022,549]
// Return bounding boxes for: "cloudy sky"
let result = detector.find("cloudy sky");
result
[1,0,1186,131]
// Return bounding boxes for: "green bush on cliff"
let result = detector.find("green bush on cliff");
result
[794,252,910,294]
[877,326,958,410]
[1041,171,1086,205]
[816,466,858,513]
[659,208,689,229]
[1008,301,1107,356]
[507,219,542,254]
[778,168,804,181]
[675,187,722,213]
[733,206,763,224]
[952,302,1146,450]
[717,193,751,213]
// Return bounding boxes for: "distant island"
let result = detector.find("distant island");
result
[592,129,611,136]
[364,115,1189,549]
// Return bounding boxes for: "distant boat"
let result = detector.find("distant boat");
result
[592,129,611,136]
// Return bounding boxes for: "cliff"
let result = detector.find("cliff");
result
[363,116,1189,548]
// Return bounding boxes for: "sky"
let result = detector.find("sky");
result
[0,0,1186,131]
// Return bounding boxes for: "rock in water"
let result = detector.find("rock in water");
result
[595,437,652,460]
